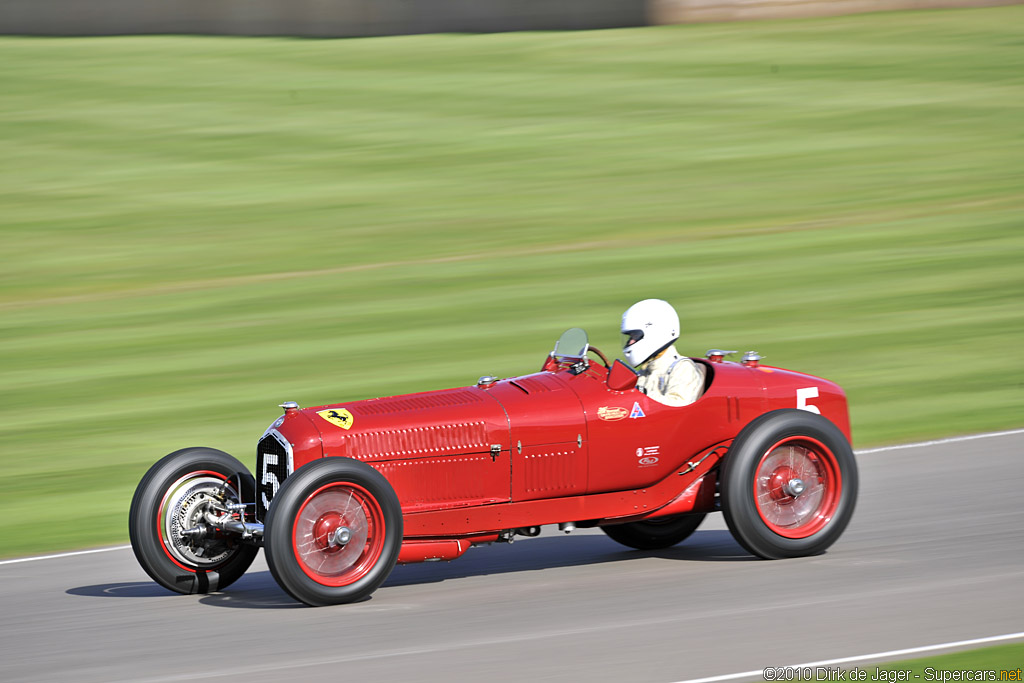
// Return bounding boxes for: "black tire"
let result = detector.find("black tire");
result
[721,409,857,559]
[129,447,259,594]
[264,457,402,607]
[602,513,707,550]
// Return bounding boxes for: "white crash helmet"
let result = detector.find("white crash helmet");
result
[621,299,680,367]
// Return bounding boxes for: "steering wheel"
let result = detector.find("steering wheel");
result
[588,346,611,369]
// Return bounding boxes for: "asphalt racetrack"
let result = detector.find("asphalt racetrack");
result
[2,431,1022,683]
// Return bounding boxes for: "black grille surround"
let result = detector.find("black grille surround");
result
[256,431,291,522]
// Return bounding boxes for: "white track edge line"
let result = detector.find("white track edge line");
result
[2,428,1021,566]
[854,428,1024,455]
[0,544,132,565]
[672,631,1024,683]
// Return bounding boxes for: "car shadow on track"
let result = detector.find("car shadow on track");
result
[67,582,176,599]
[205,530,752,608]
[66,572,306,609]
[66,530,753,609]
[208,530,753,608]
[383,529,753,589]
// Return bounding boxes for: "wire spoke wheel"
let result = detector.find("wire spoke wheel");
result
[265,457,402,606]
[293,483,385,587]
[129,448,258,595]
[753,438,840,539]
[722,410,857,559]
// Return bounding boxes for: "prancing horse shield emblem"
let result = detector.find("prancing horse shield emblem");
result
[317,408,354,430]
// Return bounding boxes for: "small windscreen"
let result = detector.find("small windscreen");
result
[553,327,589,359]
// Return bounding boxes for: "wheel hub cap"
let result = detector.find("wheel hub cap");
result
[312,513,345,551]
[784,478,806,497]
[330,527,352,547]
[767,466,799,501]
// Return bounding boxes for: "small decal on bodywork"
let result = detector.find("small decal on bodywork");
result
[636,446,660,467]
[318,408,354,430]
[629,402,646,419]
[598,406,629,421]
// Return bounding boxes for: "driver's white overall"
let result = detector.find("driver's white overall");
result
[636,345,705,407]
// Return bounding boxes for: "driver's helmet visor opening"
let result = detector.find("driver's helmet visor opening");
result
[624,329,644,347]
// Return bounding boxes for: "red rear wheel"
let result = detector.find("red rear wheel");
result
[753,437,841,539]
[722,410,857,559]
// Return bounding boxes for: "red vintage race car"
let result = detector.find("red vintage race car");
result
[130,328,857,606]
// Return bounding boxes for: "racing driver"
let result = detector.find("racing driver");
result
[621,298,705,407]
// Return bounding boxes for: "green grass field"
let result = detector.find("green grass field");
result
[1,7,1022,558]
[755,641,1024,681]
[804,641,1024,681]
[872,642,1024,678]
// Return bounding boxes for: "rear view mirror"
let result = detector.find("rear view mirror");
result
[607,359,638,391]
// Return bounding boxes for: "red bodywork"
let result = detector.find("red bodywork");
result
[259,351,850,564]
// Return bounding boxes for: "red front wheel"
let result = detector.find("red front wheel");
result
[264,458,402,606]
[129,448,258,594]
[722,410,857,559]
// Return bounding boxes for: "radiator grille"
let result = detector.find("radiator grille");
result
[256,432,291,522]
